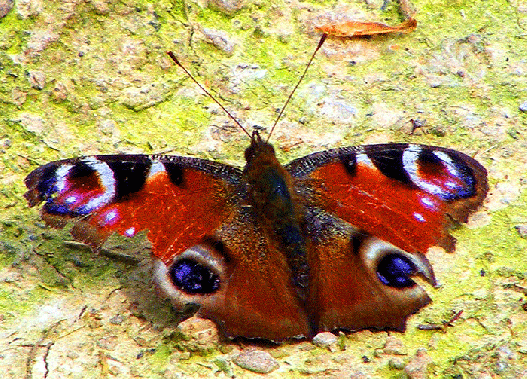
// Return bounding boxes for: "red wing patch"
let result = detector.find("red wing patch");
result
[311,161,450,254]
[84,170,232,263]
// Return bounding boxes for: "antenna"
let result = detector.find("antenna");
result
[267,34,327,141]
[166,51,251,138]
[167,34,327,142]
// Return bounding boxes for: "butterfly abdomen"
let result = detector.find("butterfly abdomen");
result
[243,134,311,303]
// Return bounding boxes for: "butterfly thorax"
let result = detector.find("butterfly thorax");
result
[243,133,295,221]
[243,132,310,300]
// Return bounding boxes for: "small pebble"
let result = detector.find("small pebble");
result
[18,113,45,134]
[16,0,42,19]
[51,81,69,102]
[383,336,407,355]
[515,225,527,238]
[97,335,118,350]
[177,316,220,346]
[109,314,124,325]
[312,332,338,349]
[389,357,405,369]
[27,70,46,90]
[517,339,527,354]
[349,372,369,379]
[519,100,527,113]
[98,119,118,136]
[234,349,279,373]
[319,98,357,123]
[119,82,173,111]
[0,0,14,18]
[208,0,245,14]
[202,28,236,54]
[496,344,517,361]
[404,349,432,379]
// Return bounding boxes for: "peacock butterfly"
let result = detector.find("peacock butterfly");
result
[24,43,488,341]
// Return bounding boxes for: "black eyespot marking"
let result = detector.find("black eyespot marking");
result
[376,253,417,288]
[416,149,442,166]
[164,162,184,186]
[106,161,151,199]
[339,152,357,176]
[41,162,97,216]
[169,258,220,295]
[366,146,411,184]
[69,161,96,179]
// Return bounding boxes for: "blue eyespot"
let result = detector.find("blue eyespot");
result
[169,259,220,295]
[376,254,417,288]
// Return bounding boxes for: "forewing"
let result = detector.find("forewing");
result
[25,155,242,263]
[287,143,488,255]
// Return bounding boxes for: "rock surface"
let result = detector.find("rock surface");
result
[1,0,526,378]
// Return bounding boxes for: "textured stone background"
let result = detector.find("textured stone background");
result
[1,0,526,378]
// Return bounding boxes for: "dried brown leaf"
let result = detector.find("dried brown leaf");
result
[316,17,417,38]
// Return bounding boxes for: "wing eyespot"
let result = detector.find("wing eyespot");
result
[376,253,417,288]
[402,146,477,201]
[169,258,220,295]
[153,244,227,312]
[167,244,224,295]
[359,237,437,289]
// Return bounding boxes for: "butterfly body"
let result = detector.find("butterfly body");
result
[25,133,487,341]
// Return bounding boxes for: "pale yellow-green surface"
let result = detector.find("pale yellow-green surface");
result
[1,0,526,378]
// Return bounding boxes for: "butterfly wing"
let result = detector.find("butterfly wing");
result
[287,143,487,332]
[153,209,311,340]
[24,155,241,263]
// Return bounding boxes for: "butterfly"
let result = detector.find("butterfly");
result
[24,41,488,340]
[24,130,487,341]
